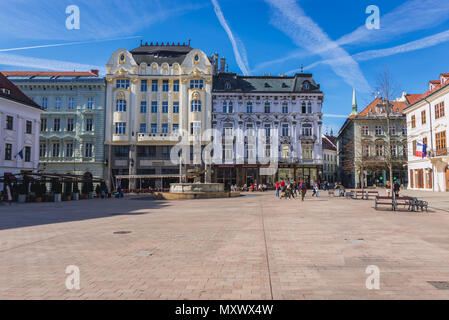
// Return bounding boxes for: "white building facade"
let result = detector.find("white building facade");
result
[211,73,324,187]
[405,73,449,192]
[5,71,106,179]
[0,73,42,185]
[104,42,213,190]
[322,134,337,183]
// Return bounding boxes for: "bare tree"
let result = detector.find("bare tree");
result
[375,68,400,198]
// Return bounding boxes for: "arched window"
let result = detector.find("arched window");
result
[191,100,202,112]
[116,100,127,112]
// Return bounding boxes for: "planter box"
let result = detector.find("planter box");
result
[18,194,27,203]
[72,193,79,201]
[88,192,94,199]
[54,194,62,203]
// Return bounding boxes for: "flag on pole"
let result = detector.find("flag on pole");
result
[416,142,427,158]
[16,148,24,159]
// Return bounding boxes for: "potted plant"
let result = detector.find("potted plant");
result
[52,179,62,202]
[72,183,80,201]
[82,181,94,199]
[18,182,27,203]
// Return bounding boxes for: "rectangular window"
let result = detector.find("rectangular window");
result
[282,103,288,114]
[87,97,94,109]
[140,101,147,113]
[282,124,289,137]
[151,123,157,133]
[141,80,147,92]
[435,102,445,119]
[190,79,204,89]
[115,122,126,135]
[41,119,47,132]
[85,143,93,158]
[247,102,253,113]
[362,126,369,135]
[68,97,74,109]
[162,123,168,133]
[140,123,147,133]
[150,101,157,113]
[302,144,313,160]
[173,124,179,133]
[52,143,60,157]
[67,119,74,131]
[412,140,417,156]
[173,80,179,92]
[24,146,31,162]
[66,143,73,157]
[114,146,129,158]
[436,131,447,156]
[6,116,13,130]
[390,125,396,135]
[116,100,127,112]
[376,144,384,156]
[53,118,60,131]
[39,143,46,157]
[85,118,93,131]
[162,101,168,113]
[375,125,383,135]
[402,126,407,135]
[152,80,158,92]
[173,101,179,113]
[5,143,12,160]
[116,79,130,89]
[162,80,169,92]
[55,97,61,110]
[26,120,32,134]
[264,102,270,113]
[411,115,416,128]
[191,100,202,112]
[265,124,271,137]
[42,97,48,109]
[421,110,426,124]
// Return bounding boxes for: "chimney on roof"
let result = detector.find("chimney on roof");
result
[90,69,99,76]
[220,58,226,73]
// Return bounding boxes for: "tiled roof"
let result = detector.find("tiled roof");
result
[0,73,41,109]
[356,98,408,117]
[213,73,321,93]
[406,73,449,109]
[404,94,423,105]
[1,70,99,78]
[322,135,337,151]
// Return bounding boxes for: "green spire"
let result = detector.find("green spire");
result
[350,88,358,116]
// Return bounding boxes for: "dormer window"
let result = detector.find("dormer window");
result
[282,83,289,88]
[302,81,310,90]
[119,53,126,64]
[264,82,271,88]
[194,54,199,62]
[0,88,10,95]
[225,81,231,90]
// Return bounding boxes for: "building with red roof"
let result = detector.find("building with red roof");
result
[337,89,409,188]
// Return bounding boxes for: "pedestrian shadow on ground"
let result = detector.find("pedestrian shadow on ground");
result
[0,196,169,231]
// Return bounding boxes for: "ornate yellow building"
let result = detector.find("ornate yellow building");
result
[104,42,213,190]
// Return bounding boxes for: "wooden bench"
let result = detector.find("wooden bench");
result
[375,196,416,211]
[365,191,379,200]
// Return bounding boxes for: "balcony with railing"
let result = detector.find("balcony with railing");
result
[137,132,181,142]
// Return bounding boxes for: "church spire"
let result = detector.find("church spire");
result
[350,88,358,116]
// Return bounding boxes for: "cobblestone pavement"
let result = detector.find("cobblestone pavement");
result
[1,192,449,300]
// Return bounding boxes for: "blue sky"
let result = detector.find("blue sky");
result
[1,0,449,133]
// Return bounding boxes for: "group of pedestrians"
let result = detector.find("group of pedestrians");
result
[275,180,320,202]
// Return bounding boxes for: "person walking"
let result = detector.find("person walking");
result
[275,182,280,198]
[6,184,12,205]
[299,181,307,202]
[314,182,319,198]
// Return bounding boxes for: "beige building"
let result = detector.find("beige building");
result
[104,42,213,190]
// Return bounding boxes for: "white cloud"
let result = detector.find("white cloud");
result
[337,0,449,47]
[302,28,449,71]
[211,0,250,75]
[265,0,372,93]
